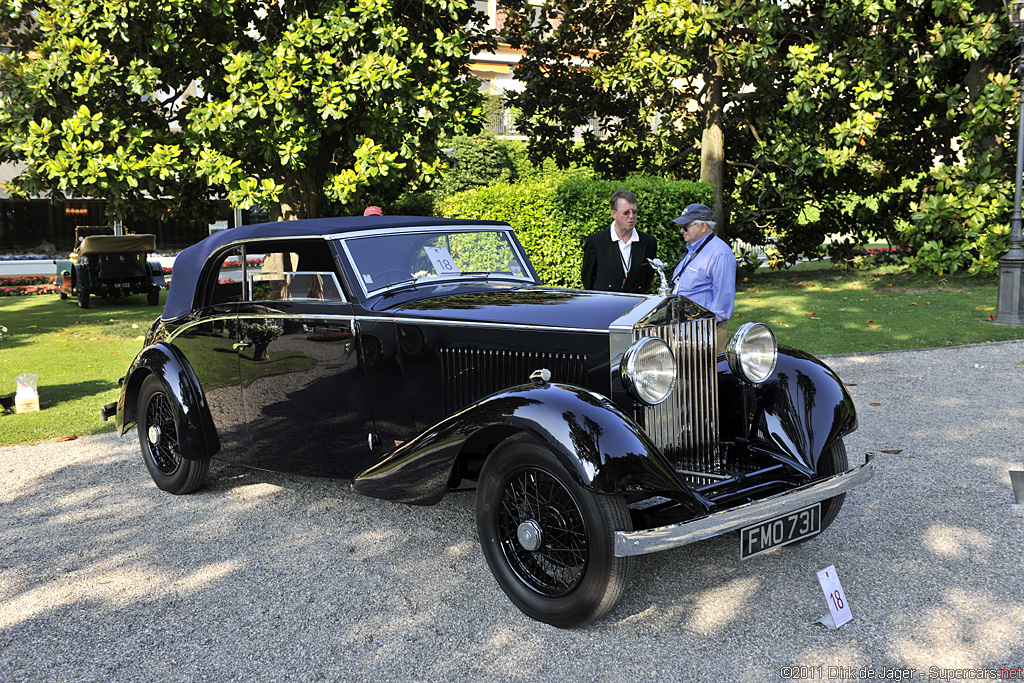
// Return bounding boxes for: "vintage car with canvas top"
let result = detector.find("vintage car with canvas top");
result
[102,215,874,628]
[57,226,166,308]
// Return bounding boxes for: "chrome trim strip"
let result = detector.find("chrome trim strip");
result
[165,312,354,344]
[614,454,876,557]
[165,315,238,343]
[324,224,508,240]
[362,316,607,334]
[166,312,605,339]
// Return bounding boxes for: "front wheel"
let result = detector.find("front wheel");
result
[816,438,850,533]
[76,287,90,308]
[137,375,208,494]
[793,438,850,545]
[476,434,633,628]
[147,287,160,306]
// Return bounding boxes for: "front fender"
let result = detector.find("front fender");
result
[115,342,220,460]
[719,347,857,474]
[353,382,706,512]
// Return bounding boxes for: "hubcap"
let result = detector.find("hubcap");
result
[148,425,161,445]
[517,520,543,551]
[497,468,589,596]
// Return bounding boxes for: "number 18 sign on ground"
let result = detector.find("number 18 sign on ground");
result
[817,564,853,629]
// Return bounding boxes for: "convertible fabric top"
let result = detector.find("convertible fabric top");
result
[78,234,156,255]
[162,215,507,320]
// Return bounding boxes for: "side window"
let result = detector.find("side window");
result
[207,247,245,306]
[246,239,346,303]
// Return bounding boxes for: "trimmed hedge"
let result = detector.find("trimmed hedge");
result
[440,173,714,289]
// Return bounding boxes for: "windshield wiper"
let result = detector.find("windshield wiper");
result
[378,276,419,293]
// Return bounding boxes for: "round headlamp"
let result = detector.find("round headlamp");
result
[621,337,676,405]
[727,322,778,384]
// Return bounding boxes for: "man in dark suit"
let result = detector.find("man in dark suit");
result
[581,189,658,293]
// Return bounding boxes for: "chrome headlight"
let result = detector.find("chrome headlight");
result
[621,337,676,405]
[727,322,778,384]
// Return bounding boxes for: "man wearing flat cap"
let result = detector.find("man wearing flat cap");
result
[581,189,658,294]
[670,203,736,349]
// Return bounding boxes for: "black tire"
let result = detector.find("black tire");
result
[137,375,208,494]
[59,289,68,300]
[147,287,160,306]
[817,438,849,533]
[793,438,849,544]
[476,434,633,628]
[77,287,90,308]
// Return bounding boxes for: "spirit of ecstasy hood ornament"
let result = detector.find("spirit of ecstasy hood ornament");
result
[648,258,673,296]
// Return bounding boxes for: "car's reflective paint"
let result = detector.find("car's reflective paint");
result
[116,342,219,459]
[717,347,858,475]
[353,381,710,516]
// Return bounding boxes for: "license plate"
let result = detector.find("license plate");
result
[740,503,821,560]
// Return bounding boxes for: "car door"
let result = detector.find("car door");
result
[231,240,377,478]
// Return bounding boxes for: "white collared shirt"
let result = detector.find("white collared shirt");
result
[610,222,639,276]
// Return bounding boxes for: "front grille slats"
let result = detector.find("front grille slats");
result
[639,318,721,486]
[440,348,587,414]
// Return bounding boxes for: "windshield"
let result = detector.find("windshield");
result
[339,227,536,296]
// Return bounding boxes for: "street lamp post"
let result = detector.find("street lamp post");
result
[995,0,1024,325]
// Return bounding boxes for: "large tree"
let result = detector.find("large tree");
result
[0,0,495,224]
[502,0,1017,272]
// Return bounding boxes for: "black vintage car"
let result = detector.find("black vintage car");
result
[57,228,166,308]
[103,216,874,627]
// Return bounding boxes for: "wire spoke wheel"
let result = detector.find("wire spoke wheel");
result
[144,390,181,474]
[137,375,208,495]
[477,434,633,628]
[497,467,588,596]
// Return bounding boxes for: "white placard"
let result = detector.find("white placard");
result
[423,246,460,276]
[817,564,852,629]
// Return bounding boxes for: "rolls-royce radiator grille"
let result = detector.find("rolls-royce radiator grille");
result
[637,318,722,486]
[440,348,587,414]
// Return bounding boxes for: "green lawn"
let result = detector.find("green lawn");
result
[733,264,1024,356]
[0,292,166,445]
[3,264,1024,445]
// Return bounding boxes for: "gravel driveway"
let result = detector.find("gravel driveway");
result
[2,342,1023,682]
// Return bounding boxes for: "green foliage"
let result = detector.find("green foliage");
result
[437,134,519,198]
[441,173,713,287]
[501,0,1020,276]
[0,0,496,223]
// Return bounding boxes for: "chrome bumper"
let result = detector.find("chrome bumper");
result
[614,453,876,557]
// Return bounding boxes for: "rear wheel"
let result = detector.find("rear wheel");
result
[137,375,208,494]
[476,434,633,628]
[76,287,90,308]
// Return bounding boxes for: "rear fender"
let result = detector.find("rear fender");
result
[148,261,167,287]
[115,342,220,460]
[353,382,707,513]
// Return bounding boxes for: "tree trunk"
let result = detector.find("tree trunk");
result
[269,167,323,222]
[700,49,728,236]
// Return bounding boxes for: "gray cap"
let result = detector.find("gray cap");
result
[672,203,713,225]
